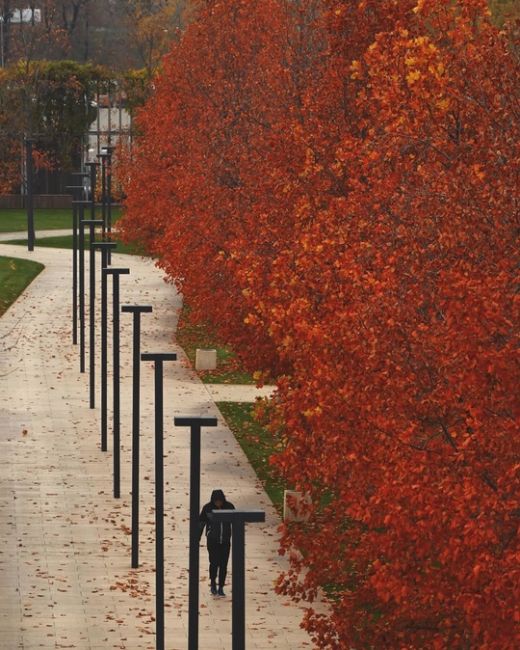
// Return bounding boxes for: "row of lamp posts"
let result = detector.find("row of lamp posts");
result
[67,152,265,650]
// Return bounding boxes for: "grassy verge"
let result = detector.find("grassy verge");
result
[175,305,255,384]
[177,308,284,507]
[4,234,144,256]
[0,256,44,316]
[0,207,121,233]
[216,401,285,512]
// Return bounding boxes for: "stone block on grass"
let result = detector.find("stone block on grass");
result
[195,348,217,370]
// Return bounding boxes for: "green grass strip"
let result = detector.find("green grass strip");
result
[216,401,285,512]
[4,234,144,256]
[175,305,255,384]
[0,207,121,233]
[0,256,44,316]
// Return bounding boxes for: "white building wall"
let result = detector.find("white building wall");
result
[86,106,132,163]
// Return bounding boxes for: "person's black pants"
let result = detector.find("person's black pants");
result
[207,540,230,587]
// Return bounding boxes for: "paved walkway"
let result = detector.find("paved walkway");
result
[0,229,72,242]
[0,242,315,649]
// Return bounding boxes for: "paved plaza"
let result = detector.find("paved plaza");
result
[0,240,314,649]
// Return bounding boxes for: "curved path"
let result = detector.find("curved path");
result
[0,242,314,649]
[0,229,72,242]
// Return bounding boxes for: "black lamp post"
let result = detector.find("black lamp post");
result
[208,510,266,650]
[79,217,103,377]
[174,416,219,650]
[67,186,84,345]
[104,266,130,498]
[105,146,115,265]
[121,304,153,568]
[141,352,177,650]
[97,152,107,240]
[79,205,85,371]
[98,145,116,263]
[71,193,89,371]
[85,161,99,220]
[25,137,35,252]
[91,242,117,452]
[83,218,104,407]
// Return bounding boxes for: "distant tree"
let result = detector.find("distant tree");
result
[0,60,108,189]
[0,1,73,64]
[119,67,150,115]
[55,0,90,36]
[121,0,195,77]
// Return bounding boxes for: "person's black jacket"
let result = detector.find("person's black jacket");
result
[199,489,235,545]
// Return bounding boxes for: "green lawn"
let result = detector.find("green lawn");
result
[4,234,143,256]
[175,305,255,384]
[0,256,44,316]
[216,401,285,512]
[0,207,121,233]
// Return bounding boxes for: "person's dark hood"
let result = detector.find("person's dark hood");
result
[210,489,226,505]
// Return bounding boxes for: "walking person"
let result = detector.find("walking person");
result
[199,489,235,596]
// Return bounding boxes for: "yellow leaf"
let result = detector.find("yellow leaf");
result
[406,70,421,86]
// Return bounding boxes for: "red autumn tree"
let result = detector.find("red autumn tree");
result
[119,0,519,647]
[268,1,519,647]
[119,0,327,374]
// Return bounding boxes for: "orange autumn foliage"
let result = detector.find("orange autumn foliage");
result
[119,0,519,647]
